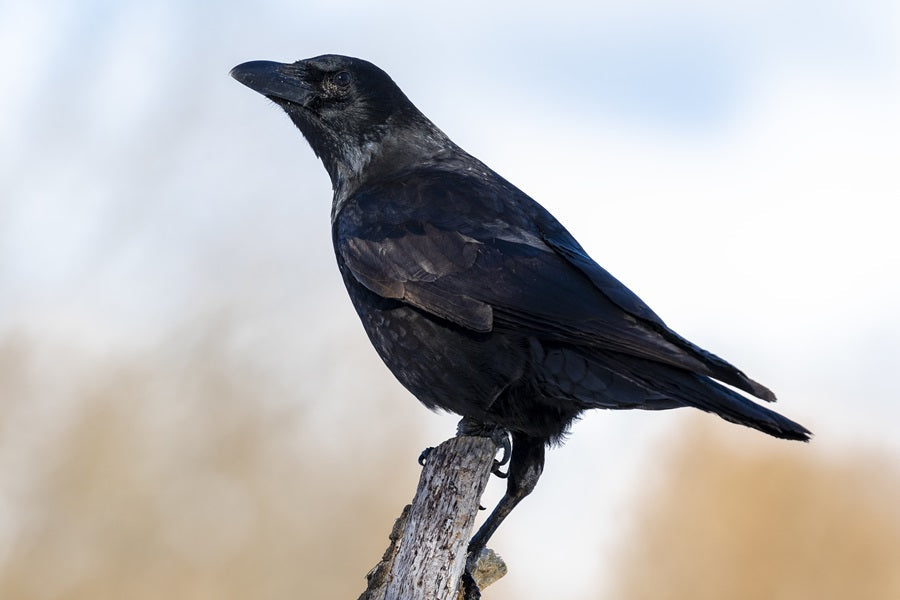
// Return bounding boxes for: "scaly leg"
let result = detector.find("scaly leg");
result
[468,431,545,558]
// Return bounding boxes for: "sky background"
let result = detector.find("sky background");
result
[1,1,899,598]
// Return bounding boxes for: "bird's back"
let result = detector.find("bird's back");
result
[332,161,808,441]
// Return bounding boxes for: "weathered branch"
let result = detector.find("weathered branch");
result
[359,435,507,599]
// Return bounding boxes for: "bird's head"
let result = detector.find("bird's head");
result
[231,54,445,190]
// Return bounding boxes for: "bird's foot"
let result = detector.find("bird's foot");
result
[455,418,511,477]
[417,446,434,467]
[490,434,511,478]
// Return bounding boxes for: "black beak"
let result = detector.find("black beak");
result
[230,60,314,106]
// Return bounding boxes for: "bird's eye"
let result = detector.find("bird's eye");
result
[333,71,352,87]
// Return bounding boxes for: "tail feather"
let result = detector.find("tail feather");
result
[658,327,778,403]
[596,351,811,441]
[685,374,811,441]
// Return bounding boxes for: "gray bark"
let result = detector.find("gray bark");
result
[359,435,507,600]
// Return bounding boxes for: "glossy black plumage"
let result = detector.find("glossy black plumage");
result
[231,54,810,565]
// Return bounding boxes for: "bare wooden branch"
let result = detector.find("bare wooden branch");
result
[358,505,411,600]
[359,435,507,599]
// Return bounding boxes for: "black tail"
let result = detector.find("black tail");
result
[598,352,811,441]
[685,374,811,441]
[670,370,811,441]
[657,326,779,403]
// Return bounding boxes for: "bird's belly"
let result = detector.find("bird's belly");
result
[342,277,586,439]
[357,297,518,418]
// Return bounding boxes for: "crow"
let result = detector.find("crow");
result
[230,54,810,564]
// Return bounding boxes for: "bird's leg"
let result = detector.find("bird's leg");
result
[467,432,545,562]
[462,433,544,597]
[455,417,512,477]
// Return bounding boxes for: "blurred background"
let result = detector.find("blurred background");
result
[1,1,898,598]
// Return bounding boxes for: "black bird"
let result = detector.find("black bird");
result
[231,54,810,561]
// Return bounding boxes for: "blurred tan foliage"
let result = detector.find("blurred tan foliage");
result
[609,423,900,600]
[1,332,897,599]
[0,331,418,600]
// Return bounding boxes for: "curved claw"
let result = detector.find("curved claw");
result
[417,446,434,467]
[455,417,512,478]
[494,433,511,466]
[490,431,512,477]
